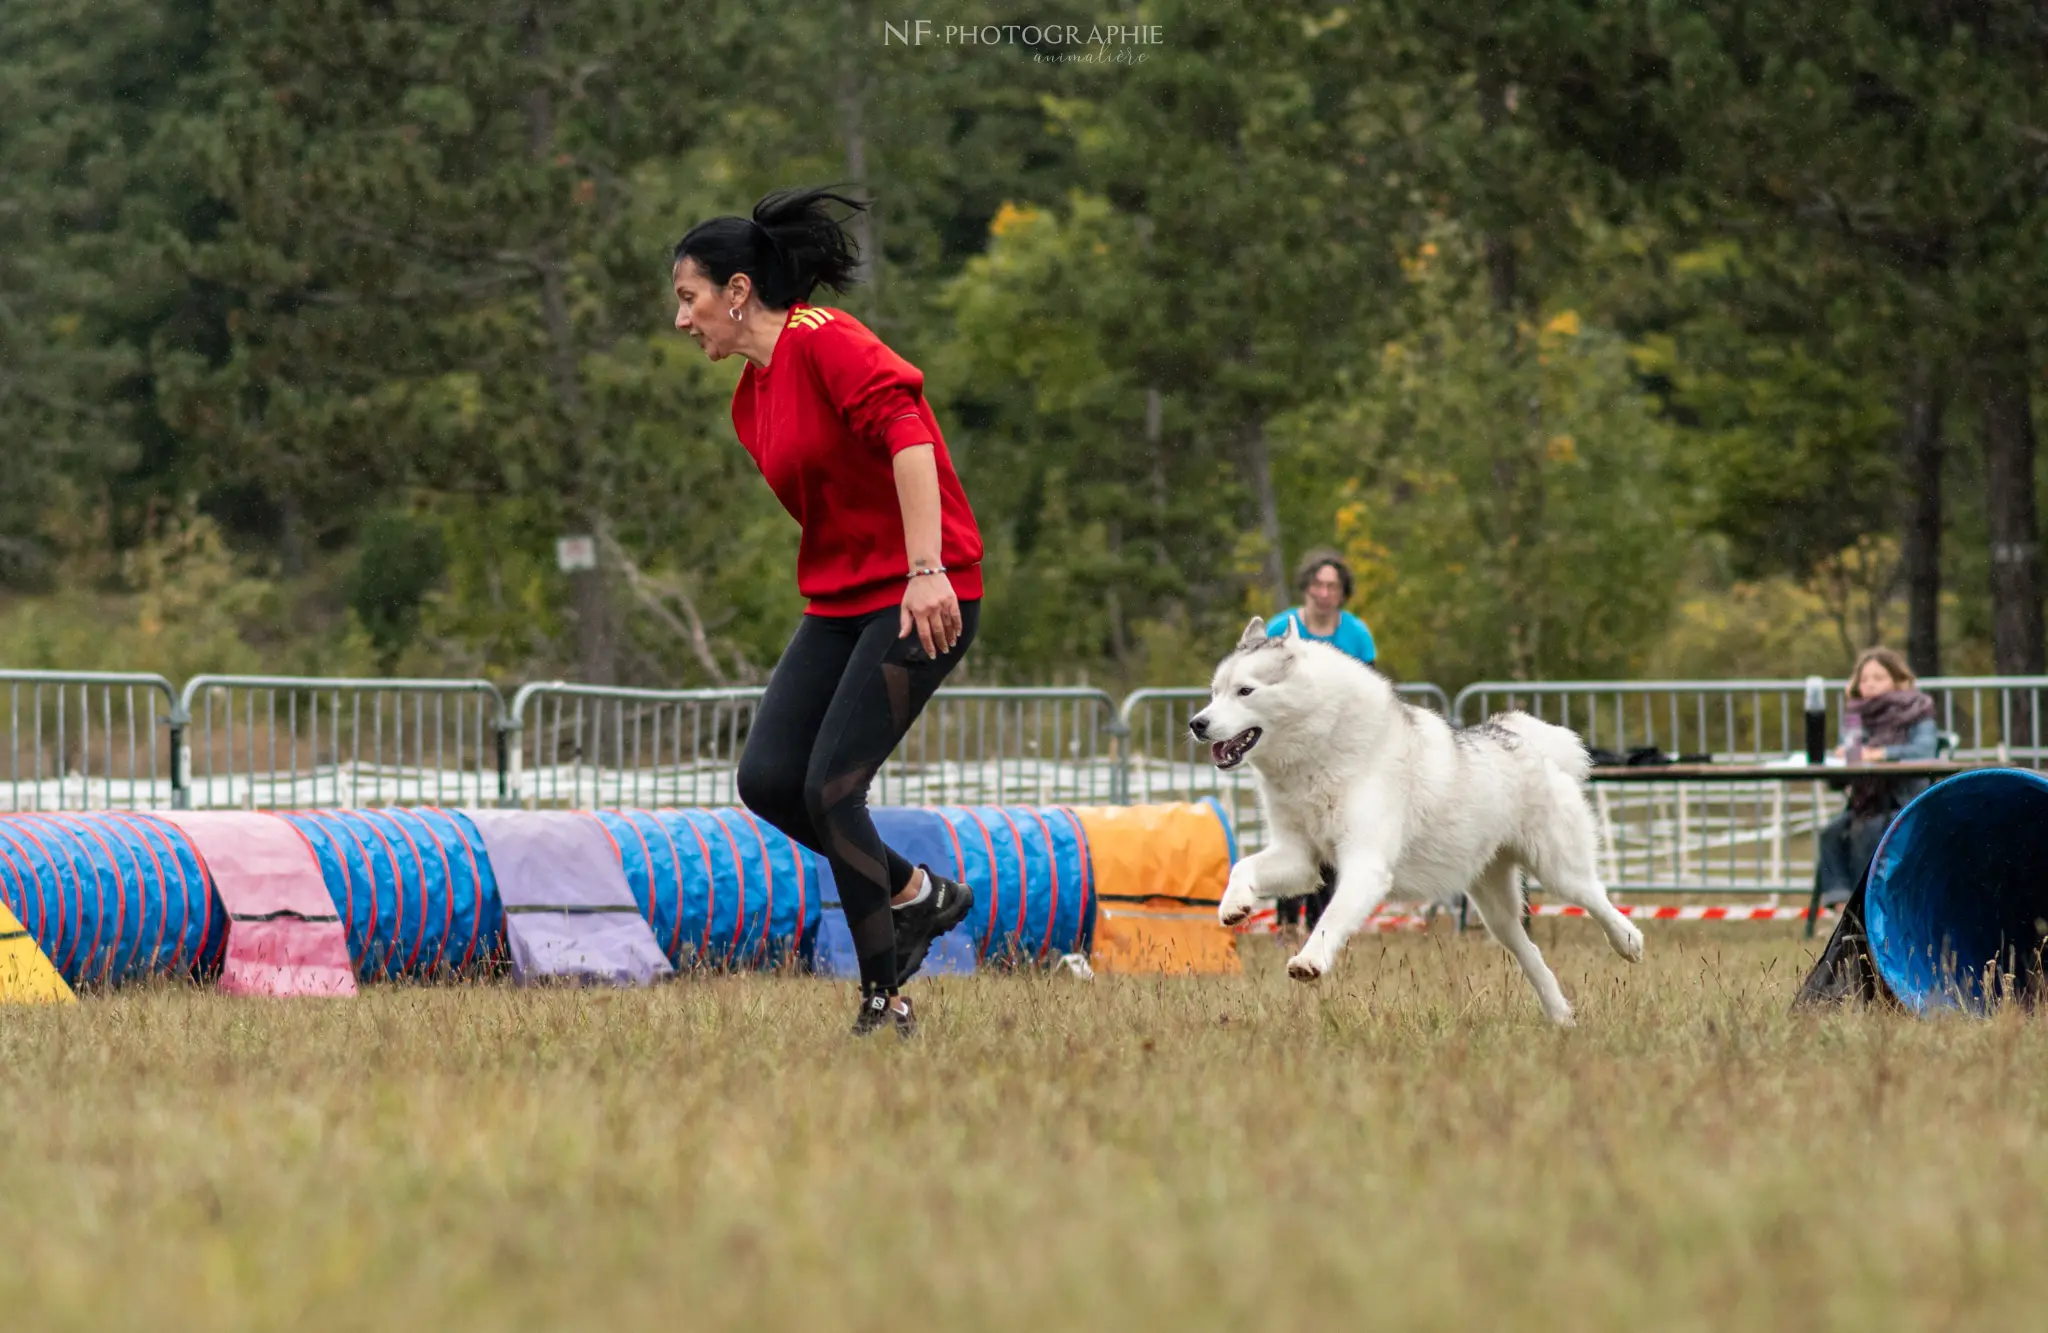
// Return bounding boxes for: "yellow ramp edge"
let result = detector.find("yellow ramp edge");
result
[0,900,76,1004]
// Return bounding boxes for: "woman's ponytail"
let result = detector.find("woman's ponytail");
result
[674,187,868,309]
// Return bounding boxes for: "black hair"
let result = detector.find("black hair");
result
[672,186,867,310]
[1294,547,1354,599]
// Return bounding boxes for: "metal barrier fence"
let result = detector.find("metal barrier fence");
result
[505,683,1127,810]
[7,667,2045,898]
[1452,677,2048,896]
[1452,677,2048,767]
[0,670,180,811]
[178,675,508,810]
[1119,684,1453,852]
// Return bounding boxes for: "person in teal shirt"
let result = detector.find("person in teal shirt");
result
[1268,548,1379,935]
[1267,548,1377,665]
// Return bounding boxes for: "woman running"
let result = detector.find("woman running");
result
[672,187,981,1036]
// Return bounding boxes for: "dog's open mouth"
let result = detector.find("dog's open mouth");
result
[1211,727,1261,769]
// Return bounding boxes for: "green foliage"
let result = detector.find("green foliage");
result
[1289,227,1685,684]
[0,0,205,580]
[346,512,449,668]
[0,511,339,682]
[1,0,2042,689]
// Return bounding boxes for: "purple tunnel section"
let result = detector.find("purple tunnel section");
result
[590,809,821,970]
[461,810,673,986]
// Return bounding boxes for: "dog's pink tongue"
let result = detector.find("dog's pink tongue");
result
[1211,741,1229,764]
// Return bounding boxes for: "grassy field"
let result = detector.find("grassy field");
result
[2,925,2044,1331]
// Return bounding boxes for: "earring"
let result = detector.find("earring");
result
[728,306,743,322]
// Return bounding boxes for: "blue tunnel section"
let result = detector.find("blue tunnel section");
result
[594,808,820,969]
[810,807,981,979]
[938,806,1095,965]
[275,809,503,980]
[0,812,223,986]
[1864,769,2048,1014]
[807,805,1095,978]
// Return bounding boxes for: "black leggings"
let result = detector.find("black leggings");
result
[736,600,979,990]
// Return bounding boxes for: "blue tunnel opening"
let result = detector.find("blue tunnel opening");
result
[1865,769,2048,1014]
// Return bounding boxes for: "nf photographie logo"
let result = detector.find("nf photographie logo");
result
[883,20,1163,58]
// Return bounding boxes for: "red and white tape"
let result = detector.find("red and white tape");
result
[1534,903,1826,922]
[1238,902,1832,934]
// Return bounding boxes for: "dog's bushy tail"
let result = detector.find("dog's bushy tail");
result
[1494,711,1592,784]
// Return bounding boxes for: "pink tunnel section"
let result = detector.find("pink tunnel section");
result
[159,812,357,998]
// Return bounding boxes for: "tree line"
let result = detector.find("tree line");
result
[2,0,2043,692]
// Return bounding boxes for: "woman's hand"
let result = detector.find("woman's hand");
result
[891,445,959,657]
[1865,745,1887,762]
[901,571,962,658]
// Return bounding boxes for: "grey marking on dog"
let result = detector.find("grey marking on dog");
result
[1454,721,1523,750]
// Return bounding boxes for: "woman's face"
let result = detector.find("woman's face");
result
[1855,658,1899,699]
[1304,564,1346,615]
[673,257,745,361]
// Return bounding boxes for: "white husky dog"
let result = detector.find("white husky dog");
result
[1191,617,1642,1025]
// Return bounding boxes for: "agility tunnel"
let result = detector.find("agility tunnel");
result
[810,807,981,978]
[276,809,503,981]
[170,812,357,996]
[592,808,820,971]
[0,812,224,986]
[939,805,1096,965]
[1798,769,2048,1014]
[808,804,1115,977]
[1077,798,1241,976]
[0,801,1244,993]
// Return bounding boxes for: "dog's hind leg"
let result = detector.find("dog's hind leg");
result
[1518,793,1643,964]
[1532,866,1643,963]
[1467,855,1575,1026]
[1287,853,1396,982]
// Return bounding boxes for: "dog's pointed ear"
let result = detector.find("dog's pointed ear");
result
[1273,615,1298,643]
[1238,617,1269,651]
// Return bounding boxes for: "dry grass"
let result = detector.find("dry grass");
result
[1,925,2043,1331]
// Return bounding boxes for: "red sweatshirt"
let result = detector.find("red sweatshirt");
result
[730,303,984,617]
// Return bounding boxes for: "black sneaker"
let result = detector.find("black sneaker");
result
[852,990,916,1038]
[894,866,975,988]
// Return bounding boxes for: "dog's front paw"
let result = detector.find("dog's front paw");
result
[1218,877,1259,927]
[1285,950,1326,982]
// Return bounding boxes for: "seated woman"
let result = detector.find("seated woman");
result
[1814,646,1940,908]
